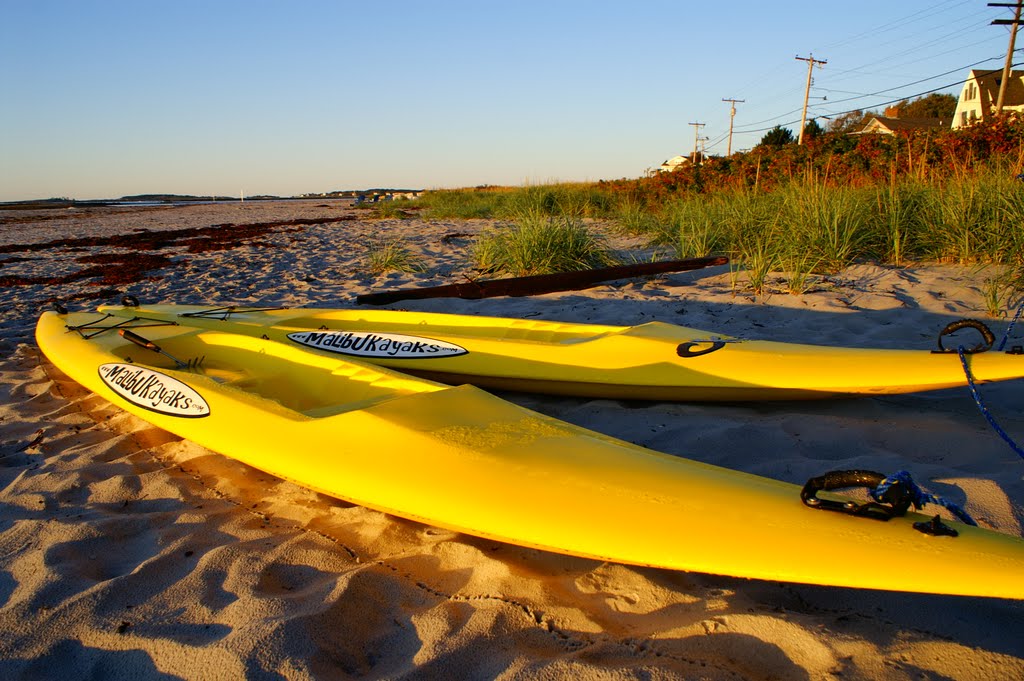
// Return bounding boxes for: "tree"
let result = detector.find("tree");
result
[884,93,957,119]
[803,118,825,140]
[827,109,872,133]
[758,125,795,147]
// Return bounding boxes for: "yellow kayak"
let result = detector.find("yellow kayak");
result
[36,310,1024,598]
[96,302,1024,401]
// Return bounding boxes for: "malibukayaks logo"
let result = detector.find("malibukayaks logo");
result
[287,330,467,359]
[98,364,210,418]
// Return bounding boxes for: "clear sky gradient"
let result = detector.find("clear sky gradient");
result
[1,0,1017,201]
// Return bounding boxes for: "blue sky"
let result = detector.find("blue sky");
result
[0,0,1016,200]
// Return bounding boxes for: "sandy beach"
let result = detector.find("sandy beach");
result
[1,200,1023,679]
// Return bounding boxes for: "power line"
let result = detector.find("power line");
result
[732,53,1007,134]
[817,0,974,53]
[817,2,999,82]
[732,5,998,121]
[740,59,1023,137]
[825,23,997,83]
[686,5,1018,154]
[815,54,1004,108]
[826,35,1008,80]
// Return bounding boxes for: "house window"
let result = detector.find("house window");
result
[961,111,969,126]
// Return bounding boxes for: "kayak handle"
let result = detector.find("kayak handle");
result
[934,318,995,354]
[802,469,969,536]
[120,328,160,352]
[676,340,726,358]
[800,469,912,521]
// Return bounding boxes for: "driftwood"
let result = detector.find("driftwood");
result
[356,255,729,306]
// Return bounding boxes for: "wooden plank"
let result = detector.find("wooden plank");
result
[356,256,729,305]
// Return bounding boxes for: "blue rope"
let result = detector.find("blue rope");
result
[998,297,1024,351]
[870,470,977,526]
[958,346,1024,461]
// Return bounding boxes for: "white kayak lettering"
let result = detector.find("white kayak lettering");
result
[98,364,210,417]
[287,330,467,359]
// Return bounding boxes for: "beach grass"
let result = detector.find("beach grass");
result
[372,199,412,219]
[417,183,616,221]
[411,158,1024,299]
[644,172,1024,297]
[473,212,617,276]
[365,237,423,274]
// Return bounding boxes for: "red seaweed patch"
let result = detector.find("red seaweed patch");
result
[0,215,355,289]
[0,253,178,288]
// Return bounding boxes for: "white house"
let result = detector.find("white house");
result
[658,153,708,172]
[658,155,689,172]
[952,69,1024,129]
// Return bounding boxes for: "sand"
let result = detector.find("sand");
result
[1,200,1022,679]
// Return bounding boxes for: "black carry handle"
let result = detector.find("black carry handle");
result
[935,318,995,354]
[800,469,912,521]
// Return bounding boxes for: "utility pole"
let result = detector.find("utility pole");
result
[990,1,1024,113]
[689,121,705,163]
[722,98,744,155]
[796,54,827,145]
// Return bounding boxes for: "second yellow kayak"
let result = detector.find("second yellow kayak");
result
[97,303,1024,401]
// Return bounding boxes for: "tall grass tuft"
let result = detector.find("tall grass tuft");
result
[611,195,654,236]
[365,238,423,274]
[417,183,617,221]
[373,200,411,219]
[779,249,823,295]
[660,197,728,259]
[922,179,989,263]
[997,181,1024,267]
[780,182,873,274]
[418,189,504,219]
[733,216,780,296]
[496,183,614,220]
[977,265,1024,318]
[473,213,617,276]
[875,178,927,266]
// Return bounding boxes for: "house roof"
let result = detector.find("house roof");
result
[968,68,1024,108]
[855,116,949,134]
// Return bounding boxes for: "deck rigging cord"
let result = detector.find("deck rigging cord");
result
[952,300,1024,461]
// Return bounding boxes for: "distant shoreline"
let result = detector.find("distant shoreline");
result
[0,190,424,211]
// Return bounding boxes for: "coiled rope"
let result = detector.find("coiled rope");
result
[869,470,976,526]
